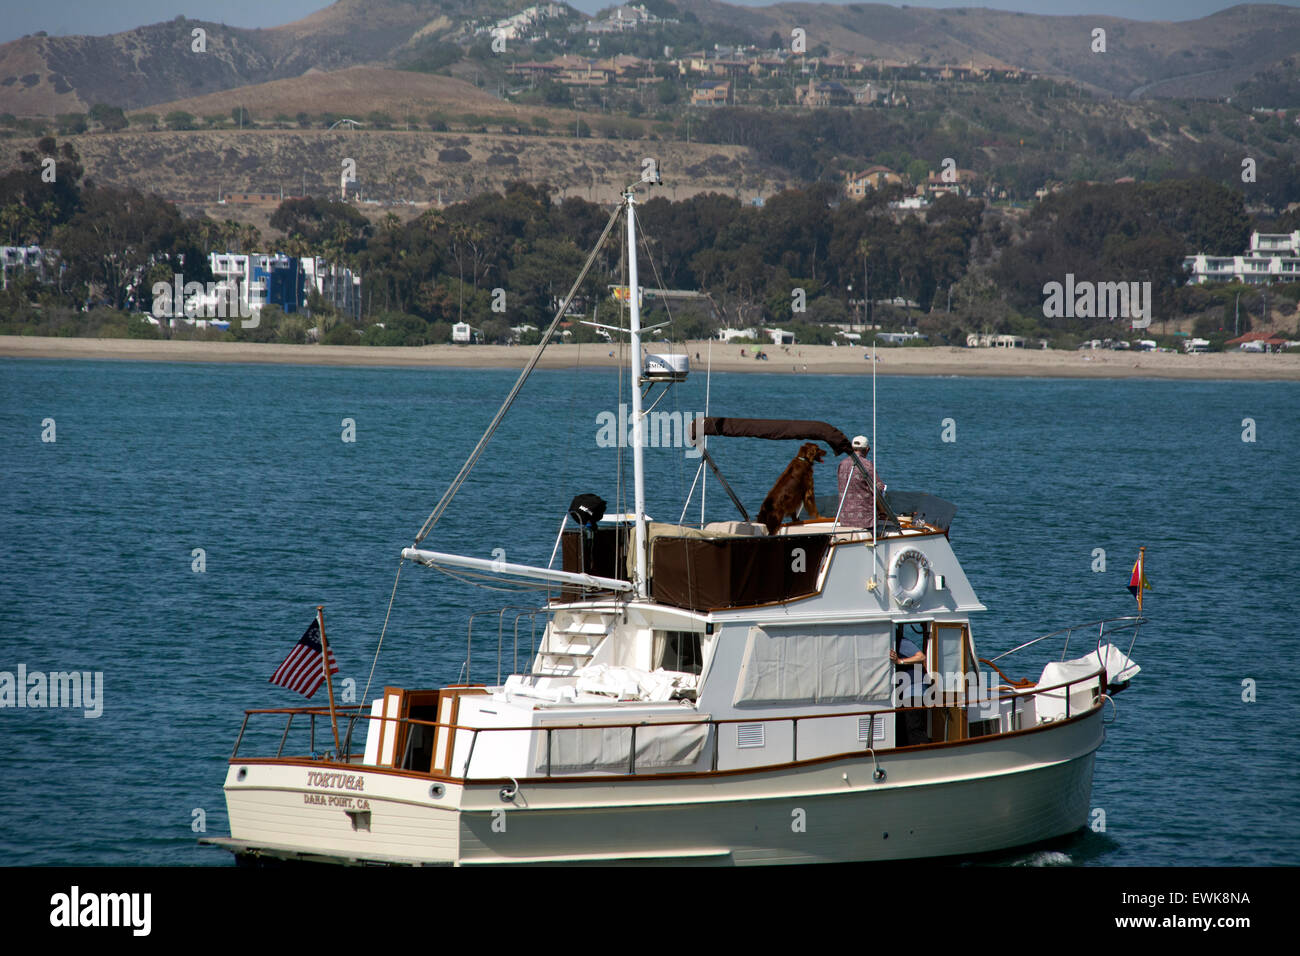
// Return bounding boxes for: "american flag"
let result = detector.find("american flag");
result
[269,618,338,698]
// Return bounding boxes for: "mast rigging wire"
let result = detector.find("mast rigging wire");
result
[413,201,623,547]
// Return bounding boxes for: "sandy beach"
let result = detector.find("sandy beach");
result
[2,335,1298,381]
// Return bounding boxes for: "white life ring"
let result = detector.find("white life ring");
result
[888,549,931,609]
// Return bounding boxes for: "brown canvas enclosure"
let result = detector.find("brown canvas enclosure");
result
[650,533,831,611]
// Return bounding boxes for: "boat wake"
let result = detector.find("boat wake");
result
[1012,850,1073,867]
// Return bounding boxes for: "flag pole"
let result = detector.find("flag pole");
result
[317,605,342,756]
[1137,546,1146,616]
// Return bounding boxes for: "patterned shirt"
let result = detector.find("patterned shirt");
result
[836,451,885,528]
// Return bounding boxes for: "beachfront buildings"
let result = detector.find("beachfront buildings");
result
[303,256,363,321]
[1,244,61,290]
[208,252,362,319]
[1183,231,1300,285]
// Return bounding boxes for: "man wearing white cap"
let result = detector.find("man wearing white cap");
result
[836,435,886,529]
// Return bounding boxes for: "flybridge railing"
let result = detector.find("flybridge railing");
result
[464,605,550,685]
[228,665,1109,778]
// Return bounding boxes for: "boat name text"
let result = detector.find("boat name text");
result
[306,771,365,792]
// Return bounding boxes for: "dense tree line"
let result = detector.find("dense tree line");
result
[1,139,1284,347]
[993,178,1251,320]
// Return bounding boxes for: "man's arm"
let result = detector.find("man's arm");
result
[889,648,926,666]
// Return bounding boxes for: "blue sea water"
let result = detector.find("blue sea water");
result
[1,357,1298,866]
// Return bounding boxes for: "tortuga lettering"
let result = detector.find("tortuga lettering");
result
[306,771,365,791]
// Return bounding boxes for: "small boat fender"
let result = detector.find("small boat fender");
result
[888,548,931,609]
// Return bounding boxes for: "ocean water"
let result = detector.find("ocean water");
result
[1,357,1297,866]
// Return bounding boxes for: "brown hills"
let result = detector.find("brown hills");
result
[137,66,590,128]
[2,1,1298,118]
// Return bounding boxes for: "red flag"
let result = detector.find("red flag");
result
[1127,550,1151,610]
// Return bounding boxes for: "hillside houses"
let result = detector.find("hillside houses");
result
[691,80,730,106]
[480,4,568,42]
[844,166,904,199]
[923,168,980,197]
[581,4,678,33]
[796,79,854,107]
[509,53,650,87]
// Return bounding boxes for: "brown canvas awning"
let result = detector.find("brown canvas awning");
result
[690,417,853,455]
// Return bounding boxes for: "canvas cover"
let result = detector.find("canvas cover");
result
[733,624,893,707]
[691,417,853,455]
[533,719,710,775]
[650,533,830,610]
[1035,656,1105,721]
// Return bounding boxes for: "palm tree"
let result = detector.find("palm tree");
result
[857,238,871,330]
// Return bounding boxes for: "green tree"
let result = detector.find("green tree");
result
[55,113,88,135]
[906,159,931,188]
[88,104,127,131]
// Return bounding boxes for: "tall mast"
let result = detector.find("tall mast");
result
[626,189,648,598]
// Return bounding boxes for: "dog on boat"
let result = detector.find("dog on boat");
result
[757,442,826,534]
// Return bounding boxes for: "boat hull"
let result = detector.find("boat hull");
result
[213,708,1103,866]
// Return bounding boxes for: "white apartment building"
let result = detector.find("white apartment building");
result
[1,245,60,289]
[1183,231,1300,285]
[208,252,361,319]
[302,256,362,321]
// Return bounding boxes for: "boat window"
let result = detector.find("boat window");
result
[654,630,703,675]
[733,624,892,706]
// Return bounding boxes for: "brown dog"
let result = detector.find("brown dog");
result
[757,442,826,534]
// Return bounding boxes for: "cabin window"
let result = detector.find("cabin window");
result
[653,630,703,675]
[733,624,892,706]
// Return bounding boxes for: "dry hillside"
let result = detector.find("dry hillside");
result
[138,66,590,128]
[0,128,791,207]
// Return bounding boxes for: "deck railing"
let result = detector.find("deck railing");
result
[987,615,1144,676]
[228,663,1107,781]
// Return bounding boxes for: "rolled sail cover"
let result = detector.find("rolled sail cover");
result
[690,417,853,455]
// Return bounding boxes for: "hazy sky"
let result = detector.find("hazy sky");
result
[3,0,1298,46]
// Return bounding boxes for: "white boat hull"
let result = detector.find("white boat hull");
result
[215,709,1102,866]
